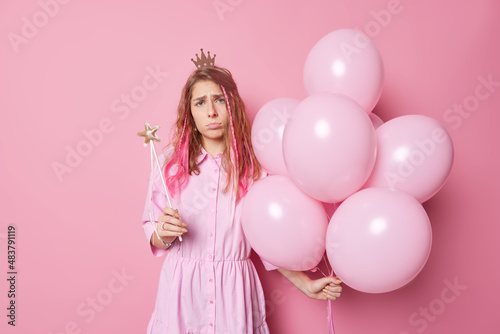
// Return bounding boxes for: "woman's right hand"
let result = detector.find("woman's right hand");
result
[157,207,188,244]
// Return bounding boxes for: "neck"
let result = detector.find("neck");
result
[202,138,224,157]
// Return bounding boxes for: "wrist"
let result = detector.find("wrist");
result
[161,235,177,247]
[151,232,176,249]
[301,277,314,297]
[278,269,314,297]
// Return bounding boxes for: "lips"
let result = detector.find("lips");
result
[206,122,223,130]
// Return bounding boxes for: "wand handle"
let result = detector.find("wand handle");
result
[151,143,172,208]
[150,143,183,242]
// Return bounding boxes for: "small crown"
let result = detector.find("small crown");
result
[191,48,216,69]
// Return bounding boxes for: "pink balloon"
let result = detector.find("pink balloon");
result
[283,93,377,203]
[369,113,384,129]
[251,98,299,175]
[304,29,384,113]
[326,187,432,293]
[364,115,454,203]
[241,175,328,271]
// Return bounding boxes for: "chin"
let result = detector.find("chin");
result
[202,133,224,141]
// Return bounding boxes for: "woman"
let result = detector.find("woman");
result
[142,52,342,333]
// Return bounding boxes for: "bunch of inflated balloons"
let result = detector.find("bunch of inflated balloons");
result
[242,29,454,293]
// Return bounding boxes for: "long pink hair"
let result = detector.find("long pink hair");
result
[164,66,261,201]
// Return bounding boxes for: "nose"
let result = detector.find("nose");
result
[208,101,218,118]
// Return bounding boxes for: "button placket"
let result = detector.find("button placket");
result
[206,158,219,259]
[205,157,220,333]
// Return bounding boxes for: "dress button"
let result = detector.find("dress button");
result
[208,255,213,259]
[209,233,213,237]
[209,323,214,327]
[209,279,213,283]
[210,209,215,213]
[210,300,214,304]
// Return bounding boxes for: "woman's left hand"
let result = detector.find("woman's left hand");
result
[277,268,342,301]
[307,277,342,301]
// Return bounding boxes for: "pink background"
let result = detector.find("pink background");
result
[1,0,499,333]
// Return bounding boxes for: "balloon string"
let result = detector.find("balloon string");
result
[328,295,335,334]
[323,255,335,334]
[313,255,336,334]
[327,265,336,334]
[149,142,182,242]
[323,254,332,274]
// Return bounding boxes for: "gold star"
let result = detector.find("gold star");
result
[137,122,161,146]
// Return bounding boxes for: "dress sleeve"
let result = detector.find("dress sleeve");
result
[260,257,279,271]
[141,150,172,257]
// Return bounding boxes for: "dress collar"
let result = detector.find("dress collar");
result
[196,147,223,164]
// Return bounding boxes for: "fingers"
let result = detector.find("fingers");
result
[163,207,179,217]
[158,213,186,227]
[157,221,187,238]
[160,208,186,226]
[157,208,187,237]
[322,284,342,300]
[322,277,342,301]
[324,276,342,285]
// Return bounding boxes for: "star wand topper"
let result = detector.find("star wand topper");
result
[138,122,182,242]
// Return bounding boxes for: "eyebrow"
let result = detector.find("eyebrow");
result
[192,94,224,102]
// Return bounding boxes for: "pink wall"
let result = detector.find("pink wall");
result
[1,0,499,333]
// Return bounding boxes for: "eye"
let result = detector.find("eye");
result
[216,98,226,104]
[194,100,205,107]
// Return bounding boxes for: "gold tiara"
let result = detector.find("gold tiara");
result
[191,48,216,69]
